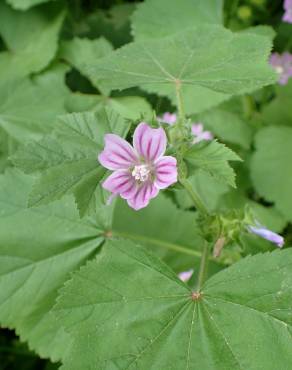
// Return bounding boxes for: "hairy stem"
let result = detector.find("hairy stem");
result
[180,178,209,216]
[112,231,203,258]
[196,242,210,291]
[175,80,185,124]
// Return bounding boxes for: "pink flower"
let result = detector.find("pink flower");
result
[283,0,292,23]
[178,269,194,282]
[270,52,292,85]
[158,112,177,125]
[98,123,178,210]
[191,123,213,144]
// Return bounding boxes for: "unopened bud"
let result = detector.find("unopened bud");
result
[213,236,226,258]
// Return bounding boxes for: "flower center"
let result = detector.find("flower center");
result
[132,164,150,182]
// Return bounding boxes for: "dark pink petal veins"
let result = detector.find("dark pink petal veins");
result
[154,156,178,189]
[127,182,159,210]
[102,170,137,199]
[98,134,138,170]
[133,122,167,162]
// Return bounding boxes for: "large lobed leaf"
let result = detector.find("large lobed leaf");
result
[55,239,292,370]
[0,170,212,361]
[131,0,223,40]
[112,195,205,272]
[0,170,109,361]
[89,25,276,115]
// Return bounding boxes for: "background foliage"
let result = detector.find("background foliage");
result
[0,0,292,369]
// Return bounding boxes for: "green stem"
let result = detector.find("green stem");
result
[242,95,255,119]
[175,81,185,124]
[196,242,209,291]
[112,231,203,258]
[179,178,209,216]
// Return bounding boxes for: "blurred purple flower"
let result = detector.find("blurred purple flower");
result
[98,122,177,210]
[191,123,213,144]
[158,112,177,125]
[178,269,194,282]
[248,225,284,248]
[283,0,292,23]
[270,52,292,85]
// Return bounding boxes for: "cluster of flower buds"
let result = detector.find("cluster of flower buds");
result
[202,208,285,256]
[158,112,213,143]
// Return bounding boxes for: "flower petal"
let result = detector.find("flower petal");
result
[178,269,194,282]
[283,0,292,23]
[127,182,159,210]
[269,53,281,67]
[248,225,284,248]
[102,170,137,200]
[154,156,178,189]
[199,131,213,141]
[158,112,177,125]
[191,123,203,136]
[133,122,166,162]
[98,134,138,170]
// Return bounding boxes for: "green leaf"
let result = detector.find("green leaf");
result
[0,64,71,142]
[251,126,292,221]
[240,25,276,39]
[64,93,152,121]
[60,37,113,94]
[0,169,109,361]
[0,127,18,173]
[131,0,223,41]
[0,2,65,82]
[105,96,152,121]
[184,140,241,187]
[175,170,229,211]
[196,106,253,149]
[112,194,205,272]
[262,80,292,127]
[89,25,276,114]
[55,240,292,370]
[84,4,135,48]
[248,201,287,233]
[6,0,56,11]
[13,108,130,217]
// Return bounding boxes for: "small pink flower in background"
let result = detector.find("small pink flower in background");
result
[247,224,284,248]
[178,269,194,282]
[98,123,178,210]
[191,123,213,144]
[158,112,177,125]
[283,0,292,23]
[270,52,292,85]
